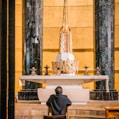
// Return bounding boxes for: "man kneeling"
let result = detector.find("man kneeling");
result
[44,86,71,119]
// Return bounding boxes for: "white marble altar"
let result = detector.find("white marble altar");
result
[19,75,109,104]
[37,85,89,104]
[20,75,109,91]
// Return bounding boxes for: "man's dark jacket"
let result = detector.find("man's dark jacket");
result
[46,93,71,115]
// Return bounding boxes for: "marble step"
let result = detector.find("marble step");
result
[15,100,119,119]
[15,103,104,119]
[69,115,105,118]
[15,115,105,119]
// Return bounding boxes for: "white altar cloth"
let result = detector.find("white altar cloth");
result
[19,75,109,92]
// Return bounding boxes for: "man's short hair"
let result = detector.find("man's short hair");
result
[55,86,63,94]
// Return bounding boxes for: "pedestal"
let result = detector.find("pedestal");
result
[38,85,89,104]
[18,89,39,100]
[90,89,118,100]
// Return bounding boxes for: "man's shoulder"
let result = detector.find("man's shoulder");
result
[50,94,68,98]
[50,94,56,97]
[62,94,67,96]
[62,94,68,98]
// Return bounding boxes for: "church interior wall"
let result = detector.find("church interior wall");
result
[15,0,23,93]
[115,0,119,92]
[15,0,119,94]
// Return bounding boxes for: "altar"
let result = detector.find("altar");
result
[20,75,109,104]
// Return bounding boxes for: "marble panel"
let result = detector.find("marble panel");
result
[73,52,94,69]
[43,7,62,27]
[68,0,93,6]
[115,26,119,47]
[15,27,22,48]
[15,5,22,27]
[115,0,119,3]
[68,6,93,27]
[15,1,23,95]
[43,28,60,49]
[43,52,59,71]
[43,27,94,49]
[16,0,22,5]
[15,49,22,68]
[72,27,94,49]
[43,0,93,6]
[114,51,119,69]
[44,0,63,6]
[115,73,119,92]
[115,3,119,25]
[43,6,93,27]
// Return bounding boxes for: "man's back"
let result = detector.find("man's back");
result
[46,86,71,115]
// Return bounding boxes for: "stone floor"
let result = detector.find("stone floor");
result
[15,100,119,119]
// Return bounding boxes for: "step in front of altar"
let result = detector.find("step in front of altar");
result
[15,100,119,119]
[15,102,106,119]
[37,85,89,104]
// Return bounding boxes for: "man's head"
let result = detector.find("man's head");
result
[55,86,63,94]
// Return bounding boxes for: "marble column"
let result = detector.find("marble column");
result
[24,0,43,89]
[95,0,114,89]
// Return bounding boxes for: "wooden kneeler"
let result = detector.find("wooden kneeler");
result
[44,115,66,119]
[44,107,68,119]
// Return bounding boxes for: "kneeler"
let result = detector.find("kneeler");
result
[44,107,68,119]
[44,115,66,119]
